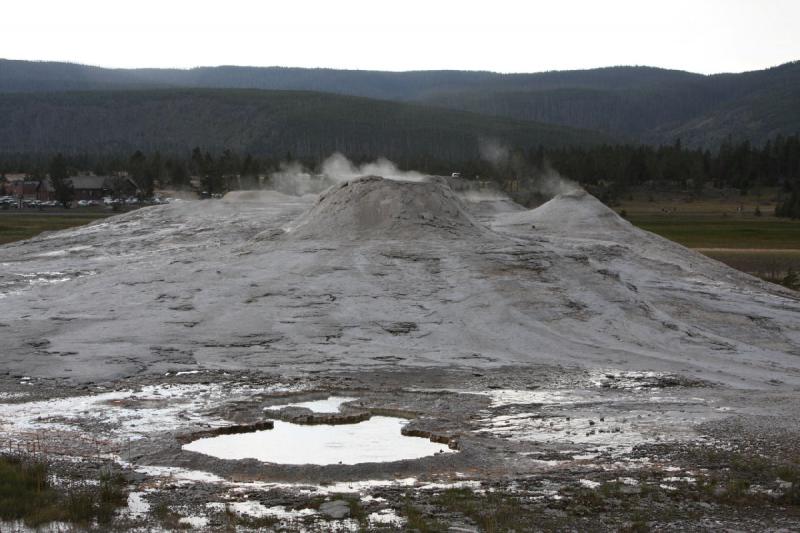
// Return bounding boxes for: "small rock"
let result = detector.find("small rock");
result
[319,500,350,519]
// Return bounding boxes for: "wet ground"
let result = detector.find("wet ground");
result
[1,366,798,531]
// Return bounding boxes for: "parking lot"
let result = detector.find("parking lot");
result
[0,195,174,210]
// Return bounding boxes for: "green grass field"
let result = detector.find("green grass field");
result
[620,194,800,287]
[0,211,114,245]
[629,217,800,250]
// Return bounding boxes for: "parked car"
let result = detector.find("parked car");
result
[0,197,17,208]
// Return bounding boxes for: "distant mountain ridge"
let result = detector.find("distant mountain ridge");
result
[1,59,798,148]
[0,59,704,98]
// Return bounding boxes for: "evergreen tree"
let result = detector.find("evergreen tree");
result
[783,268,800,291]
[145,151,165,197]
[201,152,221,195]
[168,160,189,188]
[48,153,74,207]
[128,151,147,197]
[190,147,204,176]
[240,154,260,189]
[775,186,800,219]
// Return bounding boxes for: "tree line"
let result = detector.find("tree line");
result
[2,134,799,217]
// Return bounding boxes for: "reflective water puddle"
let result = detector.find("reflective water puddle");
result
[265,396,357,413]
[184,397,453,465]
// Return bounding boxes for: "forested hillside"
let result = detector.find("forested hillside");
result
[0,89,609,160]
[420,62,800,147]
[1,59,798,148]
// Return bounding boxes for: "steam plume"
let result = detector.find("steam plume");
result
[479,139,582,197]
[269,153,426,196]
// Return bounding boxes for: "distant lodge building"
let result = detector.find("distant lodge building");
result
[5,175,140,202]
[8,179,54,202]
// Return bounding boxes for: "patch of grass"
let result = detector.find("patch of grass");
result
[563,486,608,515]
[152,500,191,530]
[776,465,800,484]
[620,519,651,533]
[0,455,128,527]
[96,470,128,524]
[0,211,113,244]
[629,216,800,250]
[0,455,57,525]
[434,488,533,532]
[343,496,368,530]
[599,481,625,498]
[622,210,800,287]
[619,194,800,280]
[288,494,328,511]
[780,482,800,506]
[232,513,280,529]
[680,447,800,507]
[403,495,444,533]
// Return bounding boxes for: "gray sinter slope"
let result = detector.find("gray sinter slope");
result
[1,177,798,388]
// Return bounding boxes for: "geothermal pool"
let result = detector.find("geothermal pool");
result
[182,415,453,465]
[264,396,357,413]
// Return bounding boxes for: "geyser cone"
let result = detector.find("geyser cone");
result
[284,176,487,240]
[494,189,632,236]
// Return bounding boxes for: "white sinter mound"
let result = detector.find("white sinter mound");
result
[0,176,798,389]
[493,189,632,236]
[285,176,486,240]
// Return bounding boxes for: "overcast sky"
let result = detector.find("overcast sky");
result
[2,0,798,74]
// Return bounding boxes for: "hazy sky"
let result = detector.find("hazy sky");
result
[2,0,798,74]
